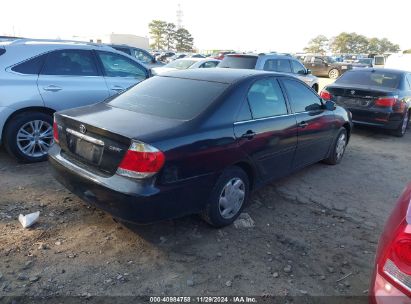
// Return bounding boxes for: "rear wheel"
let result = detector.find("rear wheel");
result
[393,110,410,137]
[202,166,250,227]
[323,128,347,165]
[328,68,340,79]
[3,111,54,162]
[312,84,319,92]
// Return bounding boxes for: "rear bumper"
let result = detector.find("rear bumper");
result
[369,272,410,304]
[0,106,15,144]
[48,145,216,224]
[345,108,403,130]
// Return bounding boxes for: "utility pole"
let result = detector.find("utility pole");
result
[176,3,183,29]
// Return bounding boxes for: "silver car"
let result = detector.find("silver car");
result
[218,53,319,92]
[151,58,220,75]
[0,39,150,162]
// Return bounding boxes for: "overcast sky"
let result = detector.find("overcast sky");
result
[2,0,410,52]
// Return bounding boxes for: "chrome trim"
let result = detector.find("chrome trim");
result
[234,113,293,125]
[66,128,104,146]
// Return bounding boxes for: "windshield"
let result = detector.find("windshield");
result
[325,56,336,63]
[165,59,196,69]
[108,76,228,120]
[335,70,401,89]
[357,58,372,64]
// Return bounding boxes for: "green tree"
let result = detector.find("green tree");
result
[164,23,176,50]
[303,35,329,54]
[330,32,368,54]
[404,49,411,54]
[148,20,167,50]
[174,28,194,52]
[378,38,400,53]
[367,37,381,54]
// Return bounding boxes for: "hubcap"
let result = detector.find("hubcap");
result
[336,133,346,160]
[402,111,409,134]
[218,178,245,219]
[329,69,339,79]
[16,120,53,158]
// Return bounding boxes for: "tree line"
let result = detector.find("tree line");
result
[149,20,194,52]
[304,32,400,55]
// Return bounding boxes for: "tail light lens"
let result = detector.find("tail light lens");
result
[378,194,411,297]
[117,140,165,179]
[375,97,397,107]
[53,119,59,143]
[320,89,333,100]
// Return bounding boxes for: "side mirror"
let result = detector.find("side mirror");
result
[324,99,336,111]
[306,69,312,75]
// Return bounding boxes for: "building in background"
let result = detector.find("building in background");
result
[70,33,149,49]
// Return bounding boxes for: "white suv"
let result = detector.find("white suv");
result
[0,39,150,162]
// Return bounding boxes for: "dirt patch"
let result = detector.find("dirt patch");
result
[0,126,410,297]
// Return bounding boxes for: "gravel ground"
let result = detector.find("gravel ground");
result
[0,81,410,298]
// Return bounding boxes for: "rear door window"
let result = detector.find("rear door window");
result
[282,79,322,113]
[97,51,147,80]
[247,78,288,118]
[263,59,292,73]
[41,50,99,76]
[134,49,153,64]
[291,60,306,74]
[219,55,258,69]
[12,54,46,74]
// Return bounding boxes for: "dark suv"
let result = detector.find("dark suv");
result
[303,55,353,79]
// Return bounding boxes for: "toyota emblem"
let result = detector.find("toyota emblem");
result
[79,124,87,134]
[350,90,356,95]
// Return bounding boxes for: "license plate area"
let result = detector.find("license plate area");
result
[66,128,104,165]
[337,97,372,107]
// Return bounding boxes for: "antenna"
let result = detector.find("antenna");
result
[176,3,184,29]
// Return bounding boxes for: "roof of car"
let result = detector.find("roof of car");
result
[173,57,220,62]
[347,68,408,74]
[5,38,105,47]
[226,53,296,60]
[159,68,281,84]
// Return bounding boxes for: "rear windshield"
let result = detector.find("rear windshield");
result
[219,55,258,69]
[108,76,228,120]
[335,70,401,89]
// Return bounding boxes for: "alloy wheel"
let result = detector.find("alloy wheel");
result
[329,69,339,79]
[218,177,245,219]
[401,111,409,135]
[336,133,346,160]
[16,120,54,158]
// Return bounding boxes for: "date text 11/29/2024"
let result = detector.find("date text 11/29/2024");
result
[149,296,257,303]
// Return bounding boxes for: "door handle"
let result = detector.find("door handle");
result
[298,121,308,128]
[43,85,62,92]
[241,130,256,139]
[111,86,125,92]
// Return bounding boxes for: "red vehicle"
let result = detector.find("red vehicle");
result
[213,51,235,60]
[370,182,411,303]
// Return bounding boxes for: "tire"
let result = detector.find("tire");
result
[3,111,54,163]
[202,166,250,227]
[393,110,409,137]
[312,84,319,92]
[328,68,340,79]
[323,128,347,165]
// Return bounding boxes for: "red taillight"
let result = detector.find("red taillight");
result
[375,97,397,107]
[117,141,165,179]
[53,120,59,143]
[377,189,411,297]
[320,89,332,100]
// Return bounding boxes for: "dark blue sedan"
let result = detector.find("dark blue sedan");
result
[49,69,352,227]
